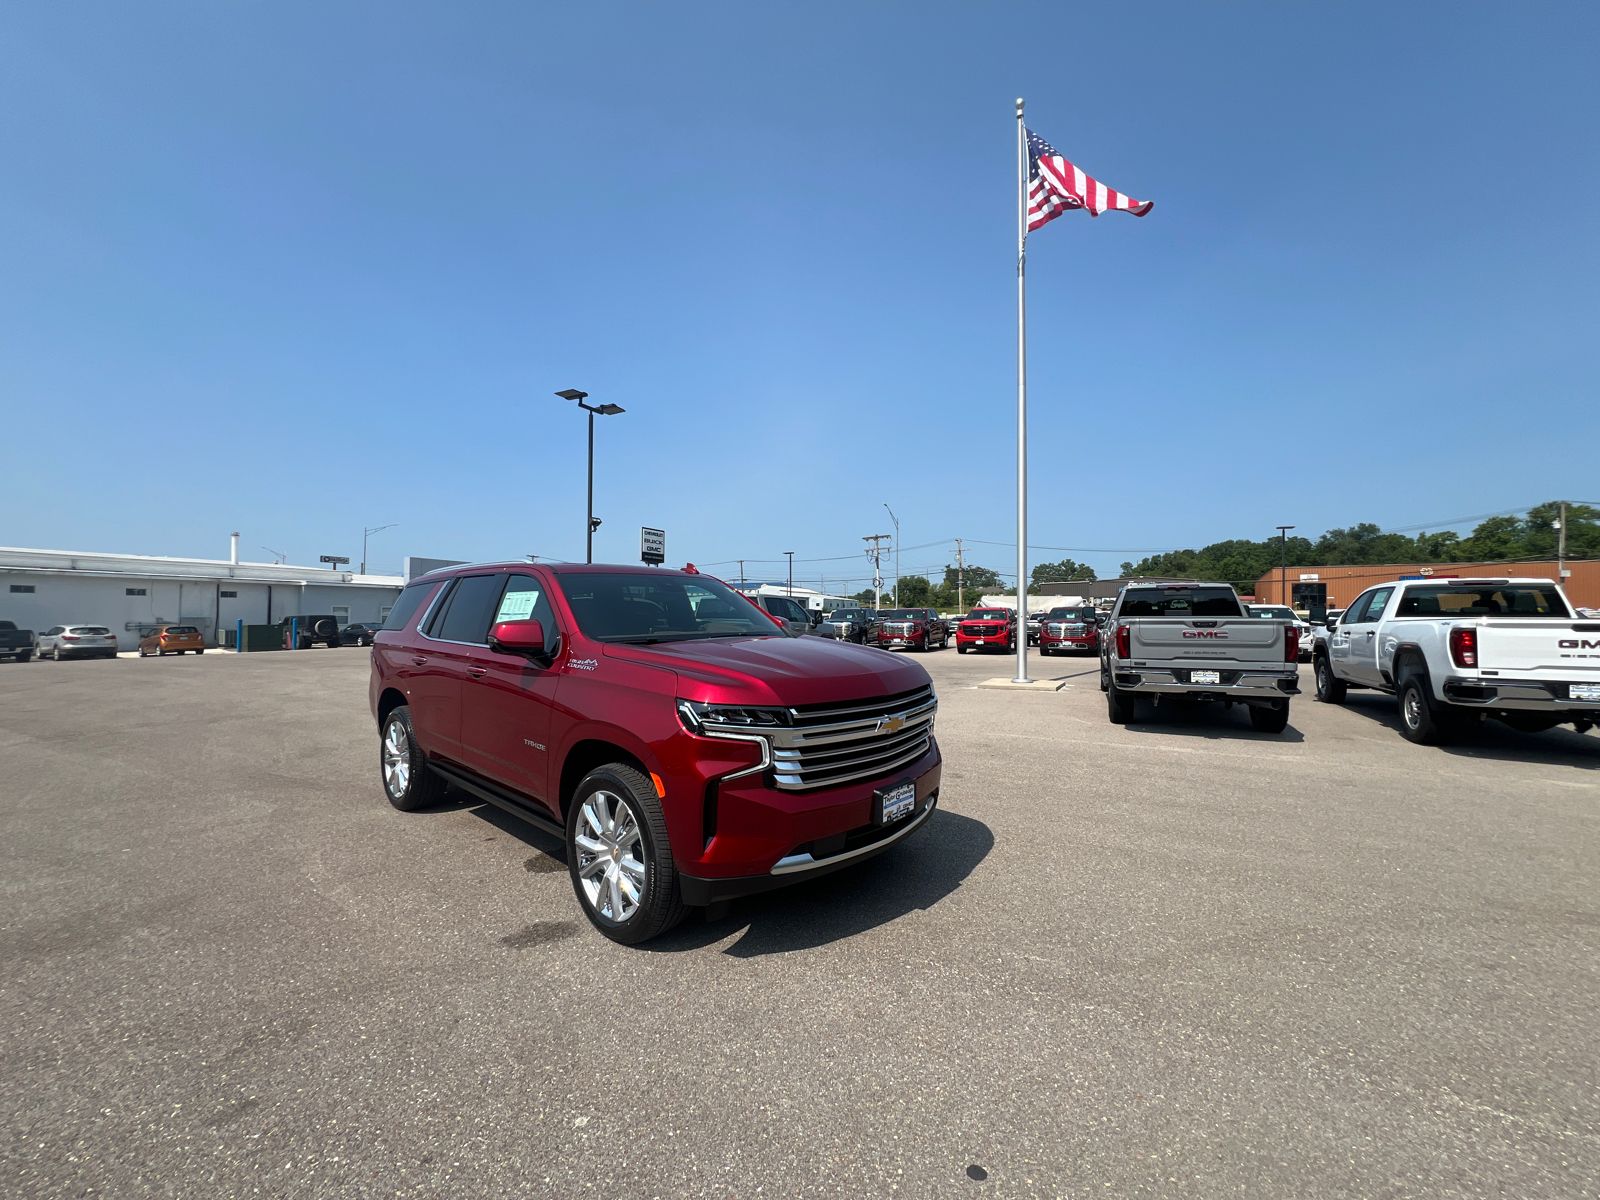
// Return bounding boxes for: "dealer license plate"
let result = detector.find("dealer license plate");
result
[1191,670,1221,685]
[875,781,916,826]
[1572,683,1600,701]
[975,638,985,644]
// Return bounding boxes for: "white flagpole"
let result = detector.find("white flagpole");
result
[1013,97,1032,683]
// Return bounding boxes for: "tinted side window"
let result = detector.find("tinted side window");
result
[434,574,505,644]
[1357,588,1393,623]
[383,582,440,632]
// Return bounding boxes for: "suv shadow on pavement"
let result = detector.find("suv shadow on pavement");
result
[1334,690,1600,768]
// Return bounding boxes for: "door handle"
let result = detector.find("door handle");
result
[468,666,488,677]
[411,656,428,665]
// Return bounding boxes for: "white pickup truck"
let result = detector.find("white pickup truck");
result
[1101,583,1301,732]
[1310,576,1600,743]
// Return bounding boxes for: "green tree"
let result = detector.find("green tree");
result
[895,575,934,607]
[1030,559,1096,589]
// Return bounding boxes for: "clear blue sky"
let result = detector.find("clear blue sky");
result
[2,3,1595,590]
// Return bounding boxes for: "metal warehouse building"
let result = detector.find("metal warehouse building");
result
[1254,558,1600,611]
[0,542,405,652]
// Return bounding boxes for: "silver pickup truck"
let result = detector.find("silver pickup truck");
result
[1310,575,1599,744]
[1101,583,1300,732]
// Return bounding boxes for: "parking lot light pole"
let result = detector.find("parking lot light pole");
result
[1276,525,1295,607]
[785,552,794,597]
[556,390,626,563]
[361,523,397,576]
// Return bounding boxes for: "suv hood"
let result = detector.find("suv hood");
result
[600,635,928,707]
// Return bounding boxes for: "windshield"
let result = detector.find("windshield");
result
[828,610,868,621]
[555,572,784,643]
[1394,584,1572,618]
[1047,608,1096,621]
[1120,588,1243,618]
[882,610,930,620]
[966,610,1011,621]
[1250,607,1297,621]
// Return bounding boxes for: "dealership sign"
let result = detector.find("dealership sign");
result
[640,527,666,565]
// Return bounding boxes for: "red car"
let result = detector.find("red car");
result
[369,563,941,944]
[1038,606,1102,656]
[876,608,950,652]
[955,607,1017,654]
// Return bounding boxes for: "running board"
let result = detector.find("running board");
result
[427,761,565,840]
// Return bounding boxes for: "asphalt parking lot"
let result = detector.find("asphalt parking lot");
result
[4,646,1598,1199]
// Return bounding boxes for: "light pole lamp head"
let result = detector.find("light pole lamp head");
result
[589,517,603,532]
[555,389,589,402]
[595,403,625,415]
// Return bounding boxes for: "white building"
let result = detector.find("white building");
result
[735,583,858,614]
[0,539,405,651]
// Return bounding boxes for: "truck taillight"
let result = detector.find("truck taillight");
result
[1115,624,1131,659]
[1284,626,1299,662]
[1449,627,1477,668]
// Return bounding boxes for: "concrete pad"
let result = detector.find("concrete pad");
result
[977,676,1066,691]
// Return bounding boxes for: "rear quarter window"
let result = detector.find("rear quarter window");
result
[383,581,441,632]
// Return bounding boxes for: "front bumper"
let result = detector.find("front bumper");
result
[1112,666,1300,703]
[1041,636,1097,651]
[676,747,942,904]
[1441,676,1600,716]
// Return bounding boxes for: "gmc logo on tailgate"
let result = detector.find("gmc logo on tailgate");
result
[1560,639,1600,649]
[1182,630,1228,639]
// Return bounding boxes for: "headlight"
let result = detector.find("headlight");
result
[677,700,792,733]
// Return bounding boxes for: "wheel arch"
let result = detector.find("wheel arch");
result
[1391,643,1428,680]
[559,736,652,821]
[376,687,408,730]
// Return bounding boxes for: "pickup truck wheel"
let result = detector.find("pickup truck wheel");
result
[16,650,32,663]
[1107,679,1135,724]
[380,706,450,812]
[1249,702,1290,733]
[568,764,686,945]
[957,645,968,654]
[1314,656,1346,704]
[1396,672,1457,745]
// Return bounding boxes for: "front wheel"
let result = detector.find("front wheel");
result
[1249,702,1290,733]
[380,706,450,811]
[957,645,968,654]
[567,764,686,944]
[1314,656,1347,704]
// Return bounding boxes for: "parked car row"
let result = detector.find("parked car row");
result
[1,614,388,661]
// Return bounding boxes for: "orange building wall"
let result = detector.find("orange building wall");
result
[1254,560,1600,610]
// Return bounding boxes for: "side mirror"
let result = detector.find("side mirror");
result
[489,619,547,657]
[1325,616,1338,630]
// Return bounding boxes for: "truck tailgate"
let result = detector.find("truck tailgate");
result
[1478,621,1600,676]
[1129,619,1283,662]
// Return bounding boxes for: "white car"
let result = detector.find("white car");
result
[38,624,120,660]
[1311,576,1598,743]
[1246,604,1313,662]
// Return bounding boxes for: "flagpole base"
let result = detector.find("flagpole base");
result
[980,677,1065,692]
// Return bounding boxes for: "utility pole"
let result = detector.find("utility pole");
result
[785,551,794,597]
[1276,526,1295,607]
[955,538,966,613]
[737,560,745,590]
[883,503,900,607]
[863,534,890,611]
[1557,501,1569,581]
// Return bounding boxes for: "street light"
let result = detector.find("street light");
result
[1276,525,1295,607]
[883,502,900,607]
[361,523,397,575]
[785,551,795,597]
[556,389,626,563]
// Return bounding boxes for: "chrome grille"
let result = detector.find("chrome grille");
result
[769,684,937,792]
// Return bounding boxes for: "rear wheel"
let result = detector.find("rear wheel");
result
[567,764,686,944]
[1314,655,1346,704]
[380,705,450,811]
[1107,678,1135,724]
[1249,702,1290,733]
[16,650,32,663]
[1397,670,1459,745]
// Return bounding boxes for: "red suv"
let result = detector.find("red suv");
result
[369,563,941,943]
[955,607,1016,654]
[1038,606,1102,656]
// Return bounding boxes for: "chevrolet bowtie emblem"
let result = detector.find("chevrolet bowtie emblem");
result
[881,716,904,734]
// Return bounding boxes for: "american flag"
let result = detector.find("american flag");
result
[1027,129,1152,231]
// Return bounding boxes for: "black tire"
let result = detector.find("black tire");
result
[957,645,968,654]
[1396,671,1458,745]
[297,635,312,650]
[380,705,450,812]
[16,650,32,663]
[1249,702,1290,733]
[195,648,204,655]
[1314,655,1347,704]
[1107,677,1135,724]
[567,763,686,945]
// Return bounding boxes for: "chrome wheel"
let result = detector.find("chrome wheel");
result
[382,719,411,797]
[1403,687,1422,730]
[573,790,646,923]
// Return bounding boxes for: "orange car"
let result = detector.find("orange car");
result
[138,624,206,656]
